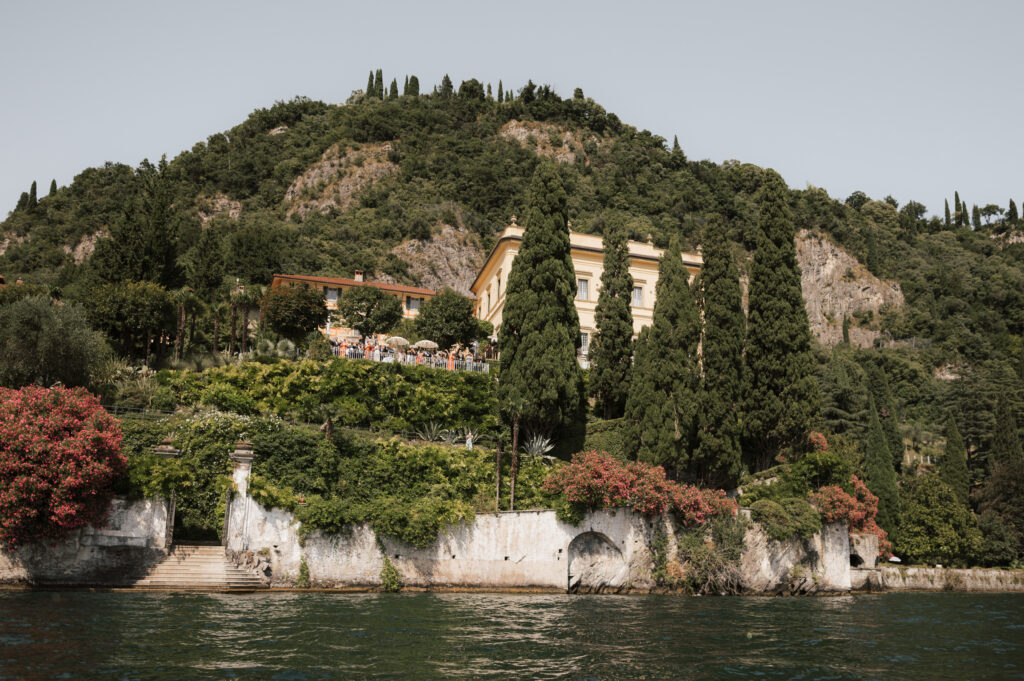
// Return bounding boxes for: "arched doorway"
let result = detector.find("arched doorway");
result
[567,531,626,593]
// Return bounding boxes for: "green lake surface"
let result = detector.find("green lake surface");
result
[1,591,1021,680]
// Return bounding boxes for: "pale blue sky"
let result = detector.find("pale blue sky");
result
[2,0,1021,218]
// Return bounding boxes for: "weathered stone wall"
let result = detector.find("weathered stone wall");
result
[226,495,852,593]
[0,497,170,586]
[876,566,1024,592]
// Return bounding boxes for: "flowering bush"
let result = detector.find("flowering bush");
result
[809,474,891,557]
[542,450,735,525]
[0,386,124,549]
[807,431,829,452]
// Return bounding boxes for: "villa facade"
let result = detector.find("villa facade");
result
[471,222,702,357]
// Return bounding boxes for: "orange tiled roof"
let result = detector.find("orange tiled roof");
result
[272,274,436,297]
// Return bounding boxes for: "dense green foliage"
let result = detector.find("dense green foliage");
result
[895,474,982,567]
[260,285,328,343]
[336,286,403,338]
[695,215,744,486]
[863,400,900,533]
[588,220,634,419]
[940,416,970,505]
[624,236,700,475]
[743,171,819,470]
[497,162,582,438]
[750,498,822,542]
[414,287,481,349]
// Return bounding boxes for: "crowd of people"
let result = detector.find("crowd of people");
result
[328,337,491,373]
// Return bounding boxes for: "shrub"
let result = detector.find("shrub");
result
[750,498,820,541]
[895,474,981,567]
[199,382,257,415]
[583,418,627,460]
[296,557,310,588]
[380,555,403,592]
[0,386,124,548]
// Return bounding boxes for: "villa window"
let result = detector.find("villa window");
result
[632,286,643,308]
[406,296,421,313]
[496,270,502,297]
[580,332,590,356]
[577,278,589,301]
[326,288,339,305]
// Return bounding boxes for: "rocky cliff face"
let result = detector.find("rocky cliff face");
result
[284,142,398,218]
[795,230,904,348]
[499,119,600,165]
[382,224,484,295]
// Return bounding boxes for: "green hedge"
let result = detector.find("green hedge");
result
[156,359,498,433]
[583,418,628,459]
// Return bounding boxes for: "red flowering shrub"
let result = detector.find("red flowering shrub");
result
[543,450,736,525]
[807,431,829,452]
[808,474,891,557]
[0,386,124,549]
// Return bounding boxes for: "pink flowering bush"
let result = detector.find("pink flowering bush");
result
[0,386,124,549]
[808,474,891,557]
[543,450,736,525]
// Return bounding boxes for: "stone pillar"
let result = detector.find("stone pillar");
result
[227,441,256,549]
[153,437,181,549]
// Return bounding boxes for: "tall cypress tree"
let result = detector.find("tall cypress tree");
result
[16,192,28,211]
[695,215,745,486]
[408,75,419,96]
[366,70,375,97]
[28,181,37,208]
[972,204,981,230]
[403,75,409,96]
[497,161,582,441]
[742,170,819,470]
[374,69,384,98]
[48,179,57,197]
[954,191,962,225]
[992,395,1023,465]
[589,218,634,419]
[440,74,454,98]
[940,416,970,505]
[497,80,503,103]
[864,398,899,533]
[388,78,398,99]
[1008,199,1019,223]
[486,83,493,100]
[624,236,701,474]
[944,199,951,227]
[864,362,903,472]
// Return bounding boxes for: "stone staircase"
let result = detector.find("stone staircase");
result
[132,543,267,591]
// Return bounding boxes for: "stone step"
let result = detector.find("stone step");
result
[132,543,267,590]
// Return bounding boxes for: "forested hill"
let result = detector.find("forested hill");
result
[2,72,1023,461]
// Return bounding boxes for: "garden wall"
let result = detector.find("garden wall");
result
[0,497,170,586]
[875,566,1024,592]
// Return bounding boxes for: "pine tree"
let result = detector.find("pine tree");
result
[742,170,819,470]
[623,235,701,474]
[48,179,57,197]
[588,218,634,419]
[497,80,503,103]
[820,349,869,436]
[389,78,398,99]
[940,416,970,505]
[694,215,745,486]
[374,69,384,98]
[28,181,37,209]
[366,70,375,97]
[864,362,903,472]
[944,199,951,227]
[864,398,899,533]
[440,74,453,98]
[1009,199,1019,223]
[408,75,419,96]
[992,395,1023,465]
[497,160,582,442]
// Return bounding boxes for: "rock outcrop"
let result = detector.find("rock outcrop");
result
[795,230,904,348]
[284,142,397,217]
[383,224,485,295]
[499,119,600,165]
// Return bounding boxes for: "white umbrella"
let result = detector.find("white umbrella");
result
[385,336,410,348]
[413,339,439,350]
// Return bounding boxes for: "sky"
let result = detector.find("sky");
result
[2,0,1021,218]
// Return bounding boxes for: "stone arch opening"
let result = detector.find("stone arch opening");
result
[850,553,864,567]
[567,531,625,593]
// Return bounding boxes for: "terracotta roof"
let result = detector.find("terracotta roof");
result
[272,274,436,297]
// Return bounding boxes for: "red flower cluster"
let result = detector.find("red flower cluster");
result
[0,386,125,549]
[807,431,829,452]
[808,474,891,557]
[543,450,736,525]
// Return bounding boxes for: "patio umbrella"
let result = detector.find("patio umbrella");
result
[385,336,410,348]
[412,339,439,350]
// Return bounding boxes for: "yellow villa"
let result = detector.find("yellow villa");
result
[471,220,702,359]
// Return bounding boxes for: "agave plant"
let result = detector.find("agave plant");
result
[443,428,462,446]
[417,421,446,442]
[522,433,555,458]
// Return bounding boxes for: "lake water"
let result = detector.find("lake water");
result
[1,591,1022,680]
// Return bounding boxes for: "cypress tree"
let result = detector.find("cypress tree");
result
[374,69,384,98]
[954,191,962,225]
[972,204,981,230]
[742,170,819,470]
[366,70,375,97]
[16,192,28,211]
[403,75,409,96]
[28,181,37,208]
[820,349,869,436]
[440,74,454,98]
[992,395,1023,465]
[842,314,851,345]
[497,80,503,103]
[623,235,701,474]
[940,416,970,505]
[864,362,903,472]
[1008,199,1019,223]
[408,75,419,96]
[497,160,582,441]
[486,83,493,100]
[944,199,951,227]
[864,398,899,533]
[389,78,398,99]
[48,179,57,197]
[589,218,634,419]
[695,215,745,486]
